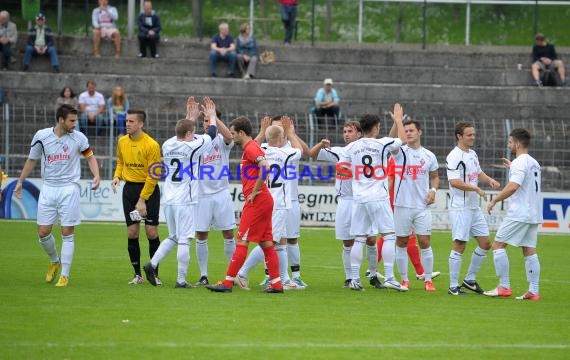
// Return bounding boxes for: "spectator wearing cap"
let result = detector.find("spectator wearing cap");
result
[0,10,18,71]
[137,0,161,58]
[23,13,59,73]
[92,0,121,58]
[531,33,566,87]
[312,78,341,123]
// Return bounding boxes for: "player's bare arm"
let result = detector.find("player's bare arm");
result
[248,159,269,203]
[487,181,520,214]
[309,139,331,160]
[86,155,101,190]
[426,170,440,205]
[14,159,37,199]
[478,171,500,189]
[449,179,487,200]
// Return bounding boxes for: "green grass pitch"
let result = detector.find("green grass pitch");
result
[1,221,569,359]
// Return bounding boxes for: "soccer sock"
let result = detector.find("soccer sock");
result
[350,237,365,281]
[39,234,59,263]
[224,238,236,263]
[465,246,488,281]
[151,237,177,267]
[262,245,282,289]
[60,234,74,277]
[376,236,384,263]
[148,237,160,275]
[395,245,409,281]
[238,245,264,278]
[382,234,396,280]
[176,240,190,284]
[128,238,141,276]
[342,245,352,280]
[288,242,301,278]
[525,254,540,294]
[366,244,378,278]
[420,247,434,282]
[407,235,424,275]
[448,250,463,288]
[492,248,510,289]
[277,244,291,283]
[196,239,209,277]
[223,244,248,288]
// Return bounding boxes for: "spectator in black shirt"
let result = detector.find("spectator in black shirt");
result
[531,33,566,87]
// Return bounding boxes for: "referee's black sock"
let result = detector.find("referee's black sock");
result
[148,237,160,275]
[128,238,141,276]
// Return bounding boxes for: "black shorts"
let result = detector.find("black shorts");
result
[122,182,161,226]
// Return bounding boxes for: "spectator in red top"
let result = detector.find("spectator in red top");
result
[206,116,283,293]
[279,0,298,45]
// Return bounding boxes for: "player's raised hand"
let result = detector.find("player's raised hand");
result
[390,103,404,123]
[201,96,217,121]
[260,116,271,131]
[186,96,200,121]
[282,116,293,135]
[502,158,511,168]
[320,139,331,148]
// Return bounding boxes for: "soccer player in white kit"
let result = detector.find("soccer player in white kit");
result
[392,118,440,292]
[143,98,218,288]
[340,110,407,291]
[309,121,372,288]
[236,118,304,290]
[14,104,101,287]
[446,121,501,296]
[485,128,542,301]
[183,97,237,286]
[255,115,310,287]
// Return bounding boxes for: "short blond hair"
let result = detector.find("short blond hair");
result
[265,125,284,144]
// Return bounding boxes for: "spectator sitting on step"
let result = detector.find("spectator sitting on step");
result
[55,86,78,112]
[209,22,236,77]
[236,23,258,80]
[92,0,121,58]
[107,85,130,136]
[312,78,340,122]
[531,33,566,87]
[23,13,60,73]
[78,79,106,135]
[137,0,161,58]
[0,10,17,71]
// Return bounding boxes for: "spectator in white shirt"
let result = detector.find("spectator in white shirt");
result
[78,80,106,135]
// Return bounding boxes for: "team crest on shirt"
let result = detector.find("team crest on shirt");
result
[63,144,69,153]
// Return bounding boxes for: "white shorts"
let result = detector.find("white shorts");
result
[272,208,288,242]
[350,199,394,236]
[195,190,236,232]
[495,219,538,248]
[286,200,301,239]
[394,206,432,237]
[335,197,353,240]
[37,184,80,226]
[165,204,196,245]
[449,208,489,242]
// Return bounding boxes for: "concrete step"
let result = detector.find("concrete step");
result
[3,72,567,105]
[15,35,570,68]
[13,54,539,86]
[6,87,569,121]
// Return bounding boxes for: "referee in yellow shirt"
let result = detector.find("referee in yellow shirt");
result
[111,109,162,285]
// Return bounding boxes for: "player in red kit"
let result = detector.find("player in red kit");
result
[206,116,283,293]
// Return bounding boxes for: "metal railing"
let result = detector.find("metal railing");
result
[2,102,569,191]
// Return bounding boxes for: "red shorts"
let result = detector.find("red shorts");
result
[237,191,273,243]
